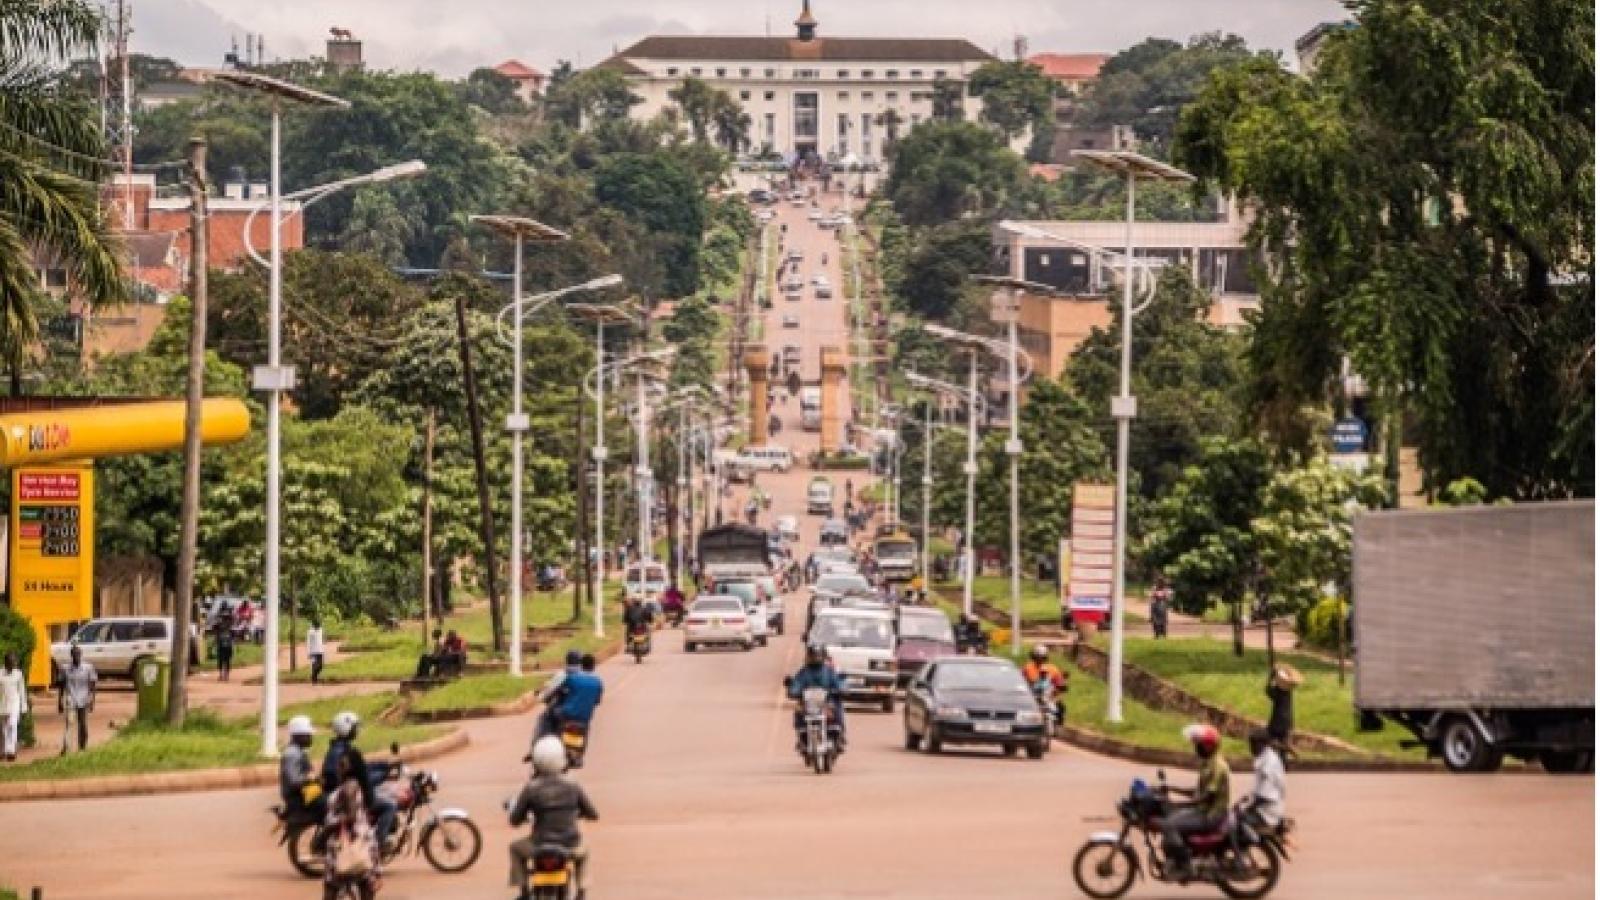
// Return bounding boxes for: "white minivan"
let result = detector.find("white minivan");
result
[738,445,794,473]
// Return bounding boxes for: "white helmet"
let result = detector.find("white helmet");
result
[531,735,568,776]
[287,715,315,738]
[331,711,360,739]
[1031,644,1050,662]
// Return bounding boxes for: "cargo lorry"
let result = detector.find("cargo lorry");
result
[697,523,771,585]
[1353,501,1594,773]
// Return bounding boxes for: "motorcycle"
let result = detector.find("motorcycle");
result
[794,685,841,774]
[1071,771,1287,899]
[274,745,483,880]
[1032,677,1061,747]
[559,721,590,769]
[628,627,652,663]
[516,843,582,900]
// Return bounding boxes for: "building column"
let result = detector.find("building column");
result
[819,345,847,453]
[744,346,770,445]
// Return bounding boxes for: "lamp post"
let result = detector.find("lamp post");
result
[906,371,985,617]
[1071,149,1194,722]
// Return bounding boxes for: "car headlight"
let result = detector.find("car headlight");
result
[935,705,969,721]
[1015,710,1043,726]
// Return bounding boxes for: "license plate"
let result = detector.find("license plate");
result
[531,872,570,887]
[711,618,722,627]
[974,721,1011,735]
[561,733,585,748]
[846,676,864,687]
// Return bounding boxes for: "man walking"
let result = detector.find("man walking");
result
[0,652,27,761]
[213,610,235,682]
[1150,577,1172,639]
[306,618,326,685]
[56,645,96,754]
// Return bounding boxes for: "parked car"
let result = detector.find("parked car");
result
[775,515,800,541]
[807,477,834,515]
[684,596,754,652]
[903,657,1049,758]
[736,445,794,473]
[52,617,173,680]
[895,607,957,686]
[808,608,898,711]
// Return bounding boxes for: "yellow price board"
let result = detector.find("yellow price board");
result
[11,465,95,685]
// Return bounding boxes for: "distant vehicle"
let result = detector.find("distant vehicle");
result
[684,596,754,652]
[903,657,1049,758]
[782,278,805,297]
[747,188,776,204]
[807,477,834,515]
[811,274,829,287]
[713,579,771,647]
[1353,501,1595,773]
[782,314,800,328]
[819,518,850,546]
[697,523,769,584]
[874,533,917,582]
[894,608,956,686]
[807,207,825,221]
[737,445,794,473]
[800,387,822,431]
[53,617,174,679]
[786,247,803,262]
[808,608,897,711]
[776,515,800,541]
[756,209,775,222]
[623,562,669,605]
[755,574,786,633]
[814,283,833,299]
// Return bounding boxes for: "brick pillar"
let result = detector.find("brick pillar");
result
[819,345,847,453]
[744,346,770,445]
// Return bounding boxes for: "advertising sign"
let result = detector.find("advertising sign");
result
[1332,416,1368,454]
[1066,482,1115,624]
[11,466,94,685]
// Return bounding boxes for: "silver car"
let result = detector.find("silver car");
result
[52,617,173,679]
[684,596,754,652]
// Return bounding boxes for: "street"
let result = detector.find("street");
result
[0,190,1590,900]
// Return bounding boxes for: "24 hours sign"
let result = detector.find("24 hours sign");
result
[10,466,94,621]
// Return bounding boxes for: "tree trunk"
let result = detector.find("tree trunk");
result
[453,292,504,652]
[1230,599,1245,658]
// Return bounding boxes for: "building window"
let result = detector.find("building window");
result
[838,113,850,154]
[861,113,873,156]
[740,90,751,101]
[862,91,874,101]
[764,90,775,101]
[934,69,947,79]
[886,91,899,102]
[764,112,776,143]
[910,69,923,78]
[837,91,849,101]
[691,67,702,76]
[41,268,67,288]
[667,67,678,76]
[886,69,899,79]
[715,67,726,77]
[740,67,751,77]
[911,113,922,126]
[765,68,776,77]
[794,92,818,140]
[837,69,850,79]
[795,68,819,79]
[861,69,874,78]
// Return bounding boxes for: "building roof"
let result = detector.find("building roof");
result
[1027,52,1109,80]
[494,59,544,79]
[605,35,994,65]
[123,231,177,270]
[1295,21,1355,52]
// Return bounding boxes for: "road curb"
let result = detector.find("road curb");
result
[409,687,542,723]
[1054,724,1472,773]
[0,727,470,803]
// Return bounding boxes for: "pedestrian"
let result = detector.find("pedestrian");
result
[307,618,326,685]
[213,611,235,682]
[0,652,27,761]
[1150,577,1172,639]
[323,752,382,900]
[1266,664,1302,757]
[56,645,95,754]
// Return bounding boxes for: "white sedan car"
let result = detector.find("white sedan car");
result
[684,595,754,652]
[775,514,800,541]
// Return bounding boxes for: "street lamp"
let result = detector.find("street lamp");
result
[906,370,986,617]
[1072,149,1194,723]
[215,72,354,759]
[922,320,1036,655]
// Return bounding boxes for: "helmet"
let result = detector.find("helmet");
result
[804,644,826,665]
[1183,723,1220,756]
[1030,644,1050,662]
[287,715,315,738]
[331,711,360,739]
[531,735,568,776]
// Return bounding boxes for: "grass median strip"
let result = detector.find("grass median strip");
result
[0,692,442,783]
[411,673,547,715]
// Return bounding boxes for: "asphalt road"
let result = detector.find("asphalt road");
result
[0,189,1591,900]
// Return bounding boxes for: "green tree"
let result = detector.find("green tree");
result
[967,60,1057,160]
[884,122,1029,228]
[545,67,641,128]
[1080,33,1263,152]
[1,0,124,392]
[1253,458,1386,629]
[893,219,990,320]
[930,77,967,123]
[457,67,528,115]
[667,76,718,142]
[710,92,752,154]
[593,152,706,297]
[1174,0,1594,499]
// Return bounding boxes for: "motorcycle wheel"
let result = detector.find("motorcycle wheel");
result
[811,747,827,774]
[287,825,326,879]
[421,816,483,873]
[1216,840,1281,899]
[1071,840,1137,900]
[633,648,644,663]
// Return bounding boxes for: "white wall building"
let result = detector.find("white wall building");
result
[596,1,994,163]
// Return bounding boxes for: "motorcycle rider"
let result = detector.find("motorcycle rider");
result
[510,735,599,896]
[279,715,324,821]
[1020,645,1068,725]
[1161,723,1230,881]
[661,583,687,624]
[622,597,654,636]
[786,644,846,750]
[533,651,584,741]
[320,711,397,853]
[533,653,605,750]
[1246,728,1287,830]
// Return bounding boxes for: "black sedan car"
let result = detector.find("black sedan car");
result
[903,657,1049,759]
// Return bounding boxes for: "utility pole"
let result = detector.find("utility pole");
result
[573,387,588,622]
[167,135,207,726]
[420,408,435,645]
[453,293,505,652]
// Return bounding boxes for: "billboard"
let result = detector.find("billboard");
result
[11,466,95,685]
[1066,483,1115,624]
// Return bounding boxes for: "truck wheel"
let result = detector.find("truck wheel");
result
[1539,749,1592,774]
[1441,716,1500,773]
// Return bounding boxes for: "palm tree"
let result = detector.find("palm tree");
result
[1,0,124,392]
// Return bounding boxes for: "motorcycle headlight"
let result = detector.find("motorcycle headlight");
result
[935,705,969,721]
[1015,709,1043,726]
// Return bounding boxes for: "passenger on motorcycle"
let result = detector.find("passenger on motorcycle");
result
[622,597,655,635]
[534,654,605,745]
[787,644,847,750]
[320,711,398,853]
[1161,723,1230,880]
[280,715,324,821]
[1020,645,1068,723]
[510,736,599,894]
[661,584,687,623]
[1246,728,1287,830]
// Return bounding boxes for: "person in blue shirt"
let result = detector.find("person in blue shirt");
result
[534,651,604,746]
[787,644,846,750]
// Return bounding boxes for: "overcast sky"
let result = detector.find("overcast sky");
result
[131,0,1348,76]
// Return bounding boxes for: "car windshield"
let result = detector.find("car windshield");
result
[719,582,758,602]
[692,598,742,613]
[72,622,106,643]
[899,614,955,643]
[935,663,1029,693]
[877,540,916,559]
[811,615,894,649]
[817,575,871,594]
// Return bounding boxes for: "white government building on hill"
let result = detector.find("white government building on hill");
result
[596,1,995,163]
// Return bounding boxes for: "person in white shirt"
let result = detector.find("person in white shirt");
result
[56,645,96,753]
[0,652,28,761]
[1247,729,1287,829]
[306,619,326,685]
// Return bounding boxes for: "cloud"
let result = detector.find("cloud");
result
[131,0,1347,76]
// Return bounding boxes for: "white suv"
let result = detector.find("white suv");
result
[808,608,898,712]
[52,616,173,679]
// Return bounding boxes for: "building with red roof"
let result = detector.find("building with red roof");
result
[494,59,547,102]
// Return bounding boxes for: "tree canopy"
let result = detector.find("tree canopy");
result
[1079,32,1266,153]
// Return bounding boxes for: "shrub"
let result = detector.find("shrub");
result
[1299,595,1350,652]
